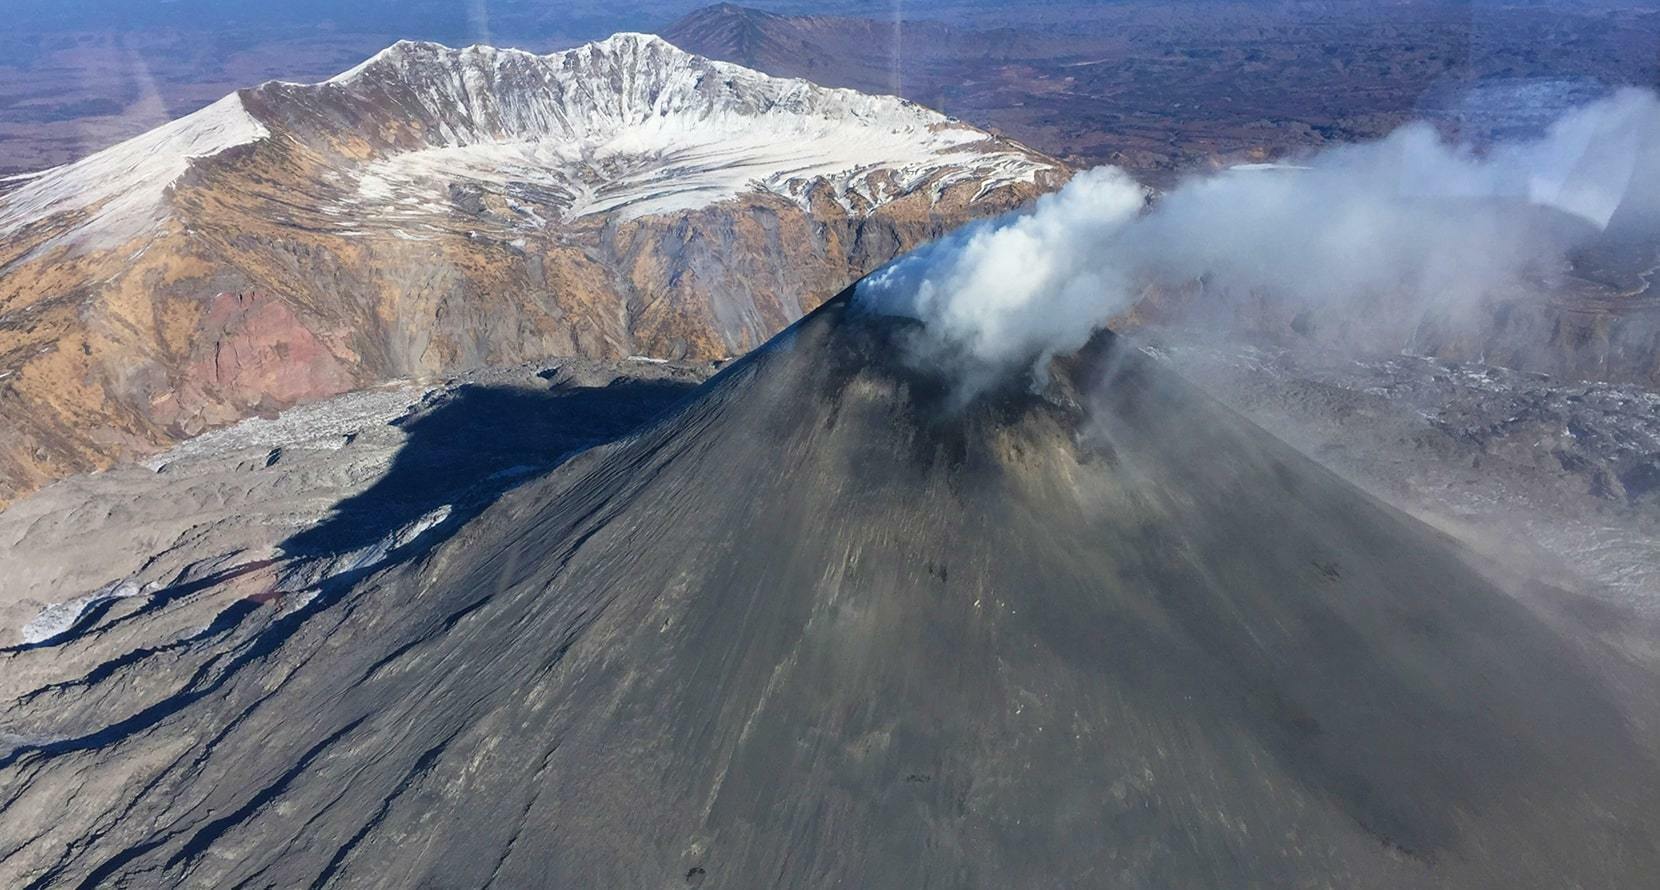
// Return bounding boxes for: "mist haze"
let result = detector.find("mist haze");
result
[859,87,1660,385]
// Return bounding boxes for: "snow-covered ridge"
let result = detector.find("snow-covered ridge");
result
[316,32,1054,223]
[0,93,269,249]
[0,33,1054,249]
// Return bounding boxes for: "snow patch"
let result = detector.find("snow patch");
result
[147,385,423,468]
[20,579,146,645]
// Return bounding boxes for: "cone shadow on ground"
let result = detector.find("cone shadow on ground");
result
[278,378,698,562]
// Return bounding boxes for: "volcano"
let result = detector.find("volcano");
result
[1,291,1656,887]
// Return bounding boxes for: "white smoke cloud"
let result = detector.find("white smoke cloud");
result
[858,86,1660,383]
[860,167,1145,372]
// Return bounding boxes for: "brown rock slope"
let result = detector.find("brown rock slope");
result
[0,33,1064,505]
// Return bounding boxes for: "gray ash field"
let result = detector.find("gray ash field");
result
[2,293,1658,887]
[1159,335,1660,615]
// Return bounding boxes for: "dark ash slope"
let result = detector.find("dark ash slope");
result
[1,292,1657,887]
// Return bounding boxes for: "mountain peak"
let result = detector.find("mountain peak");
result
[5,31,1057,250]
[329,32,695,87]
[671,2,785,29]
[590,31,680,51]
[244,32,1057,225]
[667,4,792,68]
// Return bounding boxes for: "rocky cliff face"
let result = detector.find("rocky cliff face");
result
[0,33,1064,505]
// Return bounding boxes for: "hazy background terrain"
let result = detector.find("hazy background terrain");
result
[5,1,1658,178]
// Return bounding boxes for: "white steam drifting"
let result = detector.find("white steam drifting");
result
[859,86,1660,379]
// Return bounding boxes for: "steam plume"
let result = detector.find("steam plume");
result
[858,87,1660,381]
